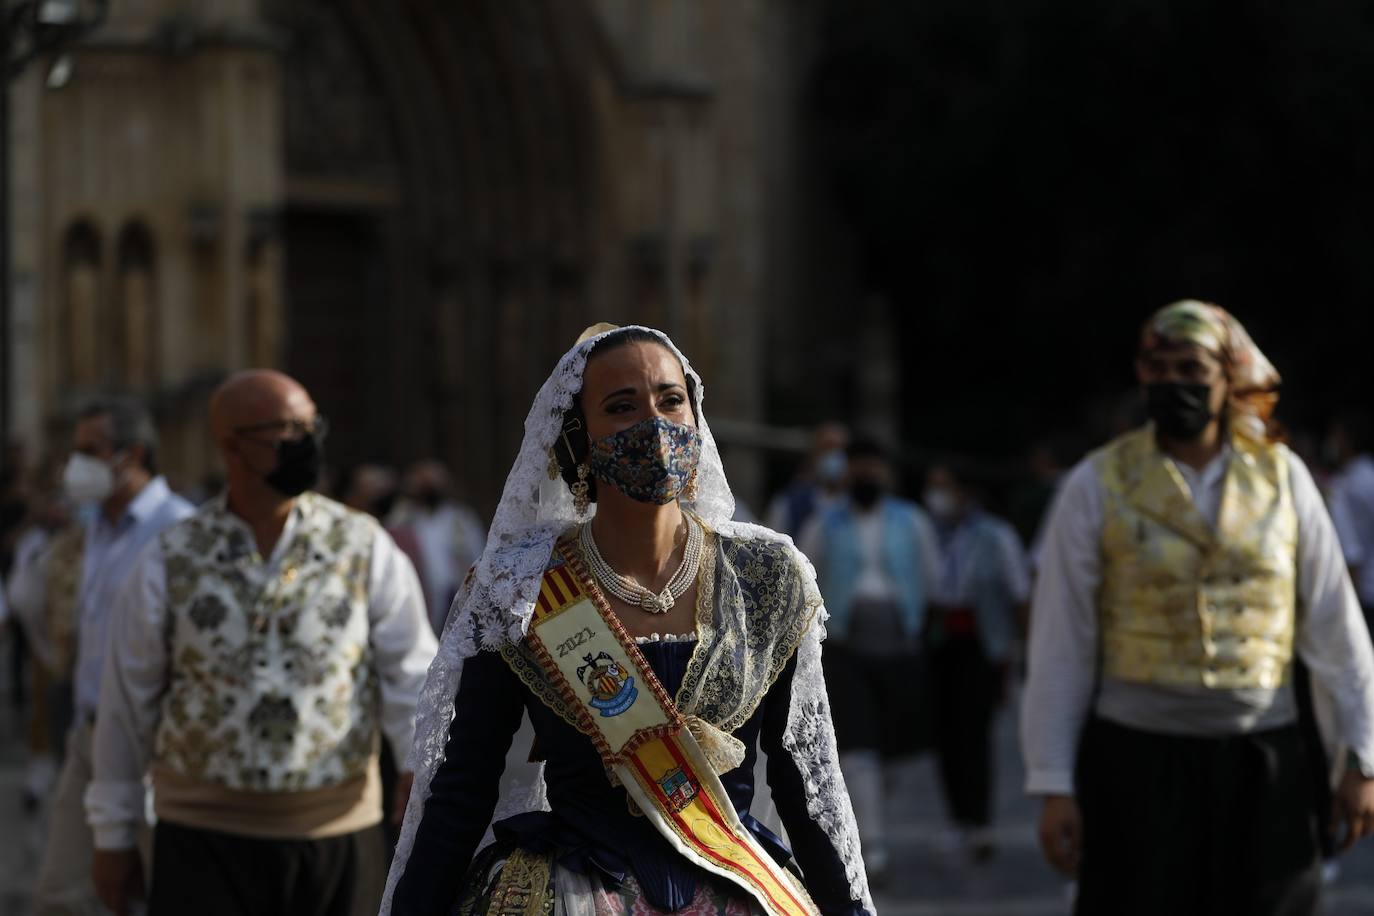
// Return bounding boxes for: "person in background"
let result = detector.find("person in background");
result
[7,466,82,812]
[1326,409,1374,626]
[88,370,436,916]
[32,399,194,916]
[767,422,850,538]
[2,443,33,720]
[923,460,1029,862]
[1023,300,1374,916]
[1008,440,1067,551]
[386,460,487,634]
[799,434,940,884]
[340,463,401,519]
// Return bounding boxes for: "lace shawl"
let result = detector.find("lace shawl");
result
[381,326,871,913]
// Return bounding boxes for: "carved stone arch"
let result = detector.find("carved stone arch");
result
[59,220,104,392]
[267,0,600,510]
[114,220,158,391]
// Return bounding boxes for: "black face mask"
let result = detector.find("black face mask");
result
[1145,382,1215,441]
[416,487,445,510]
[265,433,323,497]
[850,478,884,509]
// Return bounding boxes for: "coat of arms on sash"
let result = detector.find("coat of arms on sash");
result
[657,766,699,812]
[577,651,638,717]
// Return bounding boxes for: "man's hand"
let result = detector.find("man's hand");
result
[92,847,145,916]
[1037,794,1082,877]
[1333,769,1374,852]
[392,770,415,828]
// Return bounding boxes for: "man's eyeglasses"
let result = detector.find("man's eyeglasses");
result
[233,415,329,444]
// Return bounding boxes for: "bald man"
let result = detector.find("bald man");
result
[85,371,437,916]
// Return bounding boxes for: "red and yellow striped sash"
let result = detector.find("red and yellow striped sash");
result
[522,543,819,916]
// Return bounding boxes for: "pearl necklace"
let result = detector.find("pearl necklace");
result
[580,514,703,614]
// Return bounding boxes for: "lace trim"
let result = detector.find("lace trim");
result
[676,535,818,736]
[679,523,718,710]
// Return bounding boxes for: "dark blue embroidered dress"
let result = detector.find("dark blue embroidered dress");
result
[391,534,868,916]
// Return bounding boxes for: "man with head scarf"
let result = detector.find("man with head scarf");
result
[1021,301,1374,915]
[85,370,436,916]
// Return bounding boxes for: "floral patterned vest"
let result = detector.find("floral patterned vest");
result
[155,493,380,792]
[1096,426,1298,690]
[44,525,85,678]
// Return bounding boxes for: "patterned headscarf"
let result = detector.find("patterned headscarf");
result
[1140,299,1281,442]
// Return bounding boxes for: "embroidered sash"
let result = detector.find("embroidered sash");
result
[523,543,820,916]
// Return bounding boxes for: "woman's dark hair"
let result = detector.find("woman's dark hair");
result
[552,328,699,504]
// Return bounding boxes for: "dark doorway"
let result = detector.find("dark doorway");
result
[283,209,392,471]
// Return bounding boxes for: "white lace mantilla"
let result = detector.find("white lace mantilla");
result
[381,326,872,914]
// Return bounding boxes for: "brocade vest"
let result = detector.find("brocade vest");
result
[155,493,380,792]
[1095,426,1298,690]
[44,525,85,678]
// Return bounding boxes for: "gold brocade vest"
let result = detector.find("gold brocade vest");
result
[43,525,85,678]
[155,493,379,792]
[1096,426,1298,690]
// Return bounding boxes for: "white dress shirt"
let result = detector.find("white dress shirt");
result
[796,502,942,596]
[932,511,1031,609]
[87,498,437,848]
[74,477,194,717]
[410,502,486,631]
[8,526,55,669]
[1022,441,1374,796]
[850,511,897,601]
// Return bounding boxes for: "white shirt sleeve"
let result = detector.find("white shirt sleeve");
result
[1020,459,1105,797]
[86,542,168,850]
[368,528,439,770]
[1289,452,1374,771]
[7,530,51,656]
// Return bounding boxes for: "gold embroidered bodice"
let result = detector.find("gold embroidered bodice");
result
[1096,426,1298,690]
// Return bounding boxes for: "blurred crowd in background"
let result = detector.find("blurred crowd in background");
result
[4,388,1374,902]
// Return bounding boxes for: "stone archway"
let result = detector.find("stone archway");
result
[265,0,600,510]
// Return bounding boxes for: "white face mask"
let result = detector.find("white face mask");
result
[816,449,847,484]
[923,486,959,521]
[63,452,117,505]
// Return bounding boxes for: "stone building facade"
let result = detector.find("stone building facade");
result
[6,0,874,511]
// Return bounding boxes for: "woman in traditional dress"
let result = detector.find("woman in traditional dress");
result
[384,325,873,916]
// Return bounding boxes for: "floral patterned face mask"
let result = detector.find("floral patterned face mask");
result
[588,416,702,505]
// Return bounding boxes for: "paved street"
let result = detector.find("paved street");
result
[4,666,1374,915]
[873,688,1374,916]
